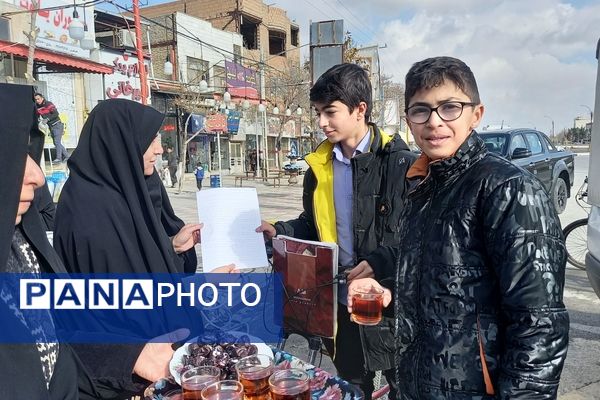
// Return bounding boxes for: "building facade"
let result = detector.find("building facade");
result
[140,0,300,71]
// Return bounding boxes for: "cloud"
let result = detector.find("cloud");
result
[373,1,599,131]
[272,0,599,132]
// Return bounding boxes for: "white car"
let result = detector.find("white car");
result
[283,156,309,175]
[586,37,600,299]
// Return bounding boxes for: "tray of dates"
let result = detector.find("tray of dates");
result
[169,332,272,384]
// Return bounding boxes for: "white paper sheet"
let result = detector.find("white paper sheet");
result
[196,188,268,271]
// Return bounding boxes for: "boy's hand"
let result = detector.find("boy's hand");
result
[346,260,374,281]
[255,220,276,241]
[347,278,392,313]
[211,263,240,273]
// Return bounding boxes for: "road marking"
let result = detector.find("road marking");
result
[570,322,600,335]
[563,288,600,305]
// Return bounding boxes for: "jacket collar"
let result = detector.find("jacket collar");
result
[306,122,392,167]
[428,130,487,181]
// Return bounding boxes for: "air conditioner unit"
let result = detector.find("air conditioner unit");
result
[95,29,136,48]
[118,29,136,48]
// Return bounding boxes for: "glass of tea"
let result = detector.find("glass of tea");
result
[235,354,274,400]
[164,389,184,399]
[350,284,384,325]
[268,368,310,400]
[201,380,244,400]
[181,366,221,400]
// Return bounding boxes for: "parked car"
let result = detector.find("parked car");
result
[479,128,575,214]
[409,143,422,155]
[283,155,309,175]
[586,37,600,299]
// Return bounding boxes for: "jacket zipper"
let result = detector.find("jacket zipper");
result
[414,177,436,399]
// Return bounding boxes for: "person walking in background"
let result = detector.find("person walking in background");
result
[166,146,178,188]
[349,56,569,398]
[195,163,205,191]
[34,93,69,163]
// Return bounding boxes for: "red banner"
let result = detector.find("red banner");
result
[205,113,228,132]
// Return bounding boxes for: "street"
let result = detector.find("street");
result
[168,153,599,398]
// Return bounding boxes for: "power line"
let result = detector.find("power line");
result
[0,0,106,17]
[108,0,305,83]
[301,0,371,45]
[332,0,380,39]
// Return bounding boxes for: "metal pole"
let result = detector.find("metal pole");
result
[259,51,268,176]
[217,131,222,186]
[133,0,148,104]
[255,108,261,178]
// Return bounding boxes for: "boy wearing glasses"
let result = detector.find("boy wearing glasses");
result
[258,63,416,399]
[349,56,569,398]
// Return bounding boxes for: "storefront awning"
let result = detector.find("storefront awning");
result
[0,40,113,74]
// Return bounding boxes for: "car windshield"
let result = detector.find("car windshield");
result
[481,134,509,155]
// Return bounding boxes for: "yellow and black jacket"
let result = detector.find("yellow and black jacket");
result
[273,122,416,371]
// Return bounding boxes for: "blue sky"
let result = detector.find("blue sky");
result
[125,0,599,134]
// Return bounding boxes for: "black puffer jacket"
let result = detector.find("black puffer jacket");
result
[394,132,569,399]
[274,123,417,371]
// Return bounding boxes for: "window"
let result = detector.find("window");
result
[233,45,242,64]
[542,134,557,151]
[482,134,508,154]
[524,132,543,155]
[0,17,10,41]
[290,25,299,47]
[186,57,208,85]
[212,65,225,91]
[269,30,286,56]
[509,134,527,155]
[240,15,259,50]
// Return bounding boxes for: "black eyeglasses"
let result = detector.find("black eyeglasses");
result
[405,101,478,124]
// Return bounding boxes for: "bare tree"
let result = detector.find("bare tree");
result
[343,32,359,63]
[371,73,405,132]
[265,59,310,169]
[24,0,40,83]
[170,81,216,193]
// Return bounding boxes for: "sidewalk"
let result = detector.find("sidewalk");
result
[166,172,305,229]
[560,382,600,399]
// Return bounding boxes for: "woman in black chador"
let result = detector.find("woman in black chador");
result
[53,99,203,397]
[54,99,200,275]
[0,83,96,399]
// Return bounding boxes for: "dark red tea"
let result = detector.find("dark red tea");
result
[239,375,271,400]
[351,294,383,325]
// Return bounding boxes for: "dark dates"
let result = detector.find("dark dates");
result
[181,342,258,380]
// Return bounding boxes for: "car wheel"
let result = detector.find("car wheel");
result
[552,176,568,214]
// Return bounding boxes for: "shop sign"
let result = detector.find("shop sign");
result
[205,113,228,132]
[17,0,94,58]
[227,111,242,134]
[225,61,258,99]
[101,51,148,103]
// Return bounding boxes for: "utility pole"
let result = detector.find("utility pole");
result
[133,0,148,104]
[544,115,555,137]
[259,51,268,177]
